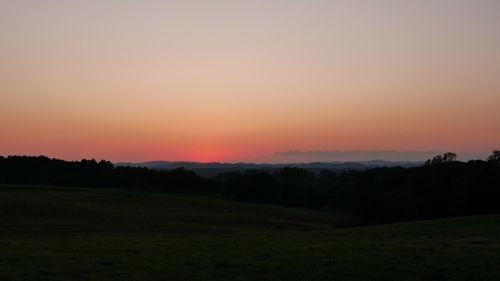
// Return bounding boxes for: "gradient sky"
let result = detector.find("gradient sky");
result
[1,0,499,162]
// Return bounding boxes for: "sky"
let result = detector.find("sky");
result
[1,0,499,162]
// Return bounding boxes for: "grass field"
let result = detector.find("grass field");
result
[1,184,500,281]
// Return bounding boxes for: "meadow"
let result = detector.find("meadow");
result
[1,184,500,281]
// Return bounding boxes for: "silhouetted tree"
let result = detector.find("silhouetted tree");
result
[487,149,500,164]
[425,152,457,165]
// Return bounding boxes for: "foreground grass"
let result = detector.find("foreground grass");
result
[1,184,499,281]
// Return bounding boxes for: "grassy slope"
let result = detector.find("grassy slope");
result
[1,184,499,281]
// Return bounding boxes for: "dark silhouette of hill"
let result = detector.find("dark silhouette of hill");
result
[1,150,499,226]
[115,160,423,177]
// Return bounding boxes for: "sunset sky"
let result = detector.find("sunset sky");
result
[1,0,499,162]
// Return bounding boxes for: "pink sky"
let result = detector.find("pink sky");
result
[1,0,499,162]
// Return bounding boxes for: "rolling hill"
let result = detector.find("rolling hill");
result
[1,184,499,281]
[115,160,423,177]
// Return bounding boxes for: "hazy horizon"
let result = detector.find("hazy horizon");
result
[1,0,499,162]
[2,149,492,164]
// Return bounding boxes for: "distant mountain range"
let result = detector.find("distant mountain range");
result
[115,160,423,177]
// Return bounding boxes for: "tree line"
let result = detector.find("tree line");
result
[1,150,499,226]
